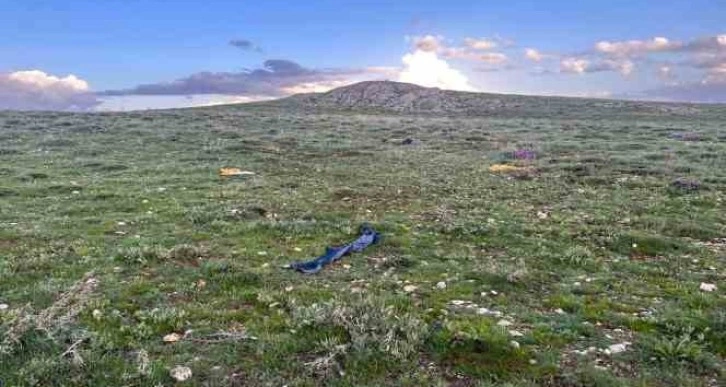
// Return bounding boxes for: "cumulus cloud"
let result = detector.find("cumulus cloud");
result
[464,37,497,50]
[229,39,262,52]
[524,48,544,62]
[397,50,476,91]
[410,35,509,65]
[595,36,681,56]
[0,70,100,111]
[560,57,634,75]
[101,59,368,97]
[560,58,590,74]
[412,35,443,52]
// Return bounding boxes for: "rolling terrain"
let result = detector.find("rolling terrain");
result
[1,82,725,386]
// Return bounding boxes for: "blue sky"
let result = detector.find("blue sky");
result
[1,0,725,110]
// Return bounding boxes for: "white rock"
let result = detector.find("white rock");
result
[510,340,520,349]
[509,330,524,337]
[554,308,566,315]
[436,281,447,289]
[92,309,103,320]
[0,303,8,311]
[700,282,717,292]
[490,290,498,296]
[451,300,467,306]
[163,333,182,343]
[573,282,581,287]
[537,211,549,219]
[170,365,192,382]
[403,285,418,293]
[497,319,513,327]
[529,359,538,365]
[607,342,631,355]
[294,247,302,252]
[284,286,294,292]
[477,308,491,315]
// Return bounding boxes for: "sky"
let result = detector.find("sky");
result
[1,0,725,111]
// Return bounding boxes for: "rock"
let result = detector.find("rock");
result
[700,283,717,292]
[509,330,524,337]
[451,300,467,306]
[403,285,418,293]
[92,309,103,320]
[436,281,447,289]
[0,303,8,311]
[554,308,566,315]
[536,211,549,219]
[497,319,513,327]
[606,342,631,355]
[529,359,537,365]
[170,365,192,382]
[163,333,182,343]
[284,286,294,292]
[510,340,520,349]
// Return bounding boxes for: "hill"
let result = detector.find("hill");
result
[276,80,707,117]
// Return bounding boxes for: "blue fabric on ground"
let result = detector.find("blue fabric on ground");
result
[287,224,381,274]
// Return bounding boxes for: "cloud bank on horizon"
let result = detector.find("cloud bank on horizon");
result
[2,32,725,111]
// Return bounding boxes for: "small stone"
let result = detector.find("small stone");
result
[497,319,513,327]
[117,221,126,226]
[92,309,102,320]
[343,264,351,269]
[451,300,467,306]
[529,359,537,365]
[72,190,80,195]
[257,251,267,256]
[261,263,270,268]
[285,286,294,292]
[490,290,498,296]
[142,199,149,204]
[0,303,9,311]
[509,330,524,337]
[554,308,566,315]
[700,283,717,292]
[403,285,418,293]
[196,279,207,289]
[164,333,182,343]
[294,247,302,252]
[573,282,581,287]
[157,187,167,192]
[477,308,491,315]
[169,365,192,382]
[607,342,631,355]
[269,302,280,308]
[510,340,520,349]
[537,211,549,219]
[436,281,447,289]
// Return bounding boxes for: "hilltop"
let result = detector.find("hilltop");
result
[274,80,706,117]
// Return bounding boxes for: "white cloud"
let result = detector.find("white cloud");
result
[280,79,354,94]
[397,50,476,92]
[657,65,674,81]
[0,70,99,111]
[595,36,681,56]
[560,58,590,74]
[464,38,497,50]
[524,48,544,62]
[560,57,634,76]
[412,35,443,52]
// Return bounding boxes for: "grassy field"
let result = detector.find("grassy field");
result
[1,102,725,386]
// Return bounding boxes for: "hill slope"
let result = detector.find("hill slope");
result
[275,80,706,117]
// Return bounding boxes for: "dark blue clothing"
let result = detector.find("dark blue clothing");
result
[287,225,381,274]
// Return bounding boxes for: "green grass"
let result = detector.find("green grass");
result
[0,104,725,386]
